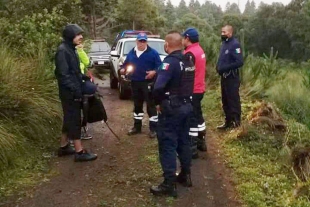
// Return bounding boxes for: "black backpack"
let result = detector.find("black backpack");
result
[82,94,107,126]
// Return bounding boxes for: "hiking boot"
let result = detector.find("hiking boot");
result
[216,122,232,130]
[150,180,177,197]
[127,127,141,136]
[149,131,157,139]
[58,144,75,157]
[74,150,97,162]
[176,171,192,187]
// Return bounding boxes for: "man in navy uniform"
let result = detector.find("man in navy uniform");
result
[216,25,244,129]
[150,31,195,197]
[120,33,162,138]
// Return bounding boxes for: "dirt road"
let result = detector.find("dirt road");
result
[7,77,240,207]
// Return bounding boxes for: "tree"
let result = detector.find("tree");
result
[197,1,223,26]
[226,3,241,15]
[81,0,117,39]
[176,0,189,17]
[245,3,290,59]
[164,0,177,30]
[189,0,200,14]
[116,0,163,33]
[154,0,166,14]
[243,0,256,16]
[173,13,213,35]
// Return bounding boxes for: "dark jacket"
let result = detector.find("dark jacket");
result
[123,46,162,81]
[217,37,243,78]
[55,24,84,100]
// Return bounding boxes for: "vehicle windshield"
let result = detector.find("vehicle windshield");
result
[123,40,167,56]
[90,42,110,52]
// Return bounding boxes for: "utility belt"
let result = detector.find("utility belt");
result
[165,95,192,108]
[222,69,239,79]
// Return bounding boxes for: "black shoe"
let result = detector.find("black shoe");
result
[150,180,177,197]
[197,137,207,152]
[149,131,157,139]
[58,144,75,157]
[216,122,232,130]
[192,152,199,159]
[74,150,97,162]
[176,171,192,187]
[127,127,141,136]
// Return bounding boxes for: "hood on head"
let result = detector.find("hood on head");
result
[62,24,84,42]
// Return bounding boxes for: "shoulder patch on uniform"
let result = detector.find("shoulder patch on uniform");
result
[161,63,170,70]
[201,53,206,59]
[236,48,241,54]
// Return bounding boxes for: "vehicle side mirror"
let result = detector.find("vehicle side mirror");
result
[110,51,119,57]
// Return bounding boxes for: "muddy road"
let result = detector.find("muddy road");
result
[6,77,240,207]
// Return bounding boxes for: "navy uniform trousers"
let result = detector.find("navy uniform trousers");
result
[221,76,241,124]
[156,99,193,181]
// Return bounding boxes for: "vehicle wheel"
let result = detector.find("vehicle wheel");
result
[119,82,130,100]
[110,69,118,89]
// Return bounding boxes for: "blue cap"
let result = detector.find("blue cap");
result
[182,28,199,38]
[137,33,148,41]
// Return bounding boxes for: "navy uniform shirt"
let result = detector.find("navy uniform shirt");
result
[123,46,162,81]
[217,37,244,78]
[153,50,183,105]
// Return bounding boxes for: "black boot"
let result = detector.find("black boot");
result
[150,180,177,197]
[197,131,207,152]
[127,127,141,135]
[191,136,199,159]
[216,121,232,130]
[231,120,241,128]
[128,119,142,135]
[176,171,192,187]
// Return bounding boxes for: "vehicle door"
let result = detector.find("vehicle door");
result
[110,41,123,78]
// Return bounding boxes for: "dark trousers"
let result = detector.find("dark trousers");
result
[131,81,157,131]
[157,100,193,181]
[61,99,82,140]
[220,77,241,123]
[190,93,206,133]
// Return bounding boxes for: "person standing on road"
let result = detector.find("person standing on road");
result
[120,33,162,138]
[182,28,207,159]
[216,25,244,129]
[55,24,97,162]
[150,31,195,197]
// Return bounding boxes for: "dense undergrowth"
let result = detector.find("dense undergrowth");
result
[203,50,310,206]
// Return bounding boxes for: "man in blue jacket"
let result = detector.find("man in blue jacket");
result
[216,25,244,129]
[120,33,162,138]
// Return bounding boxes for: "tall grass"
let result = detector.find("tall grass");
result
[0,42,62,177]
[241,48,310,135]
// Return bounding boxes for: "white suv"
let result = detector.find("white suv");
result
[109,36,167,99]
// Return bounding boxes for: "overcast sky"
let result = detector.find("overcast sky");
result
[170,0,292,12]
